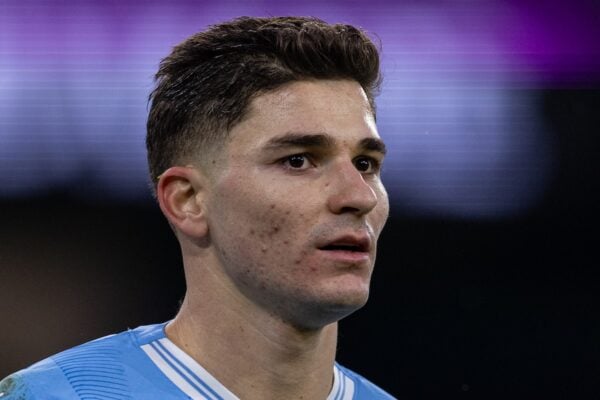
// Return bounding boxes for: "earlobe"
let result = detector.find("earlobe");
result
[157,166,209,239]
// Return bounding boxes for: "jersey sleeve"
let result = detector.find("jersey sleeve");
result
[0,373,33,399]
[0,356,81,400]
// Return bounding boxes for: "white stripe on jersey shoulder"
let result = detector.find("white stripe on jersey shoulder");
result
[156,338,240,400]
[141,343,213,400]
[142,335,353,400]
[141,338,239,400]
[327,364,355,400]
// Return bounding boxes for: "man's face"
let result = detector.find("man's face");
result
[204,80,389,329]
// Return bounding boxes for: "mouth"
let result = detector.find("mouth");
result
[319,243,367,253]
[317,235,371,262]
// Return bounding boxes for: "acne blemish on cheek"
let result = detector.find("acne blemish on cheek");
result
[293,251,306,265]
[249,229,255,235]
[270,204,276,209]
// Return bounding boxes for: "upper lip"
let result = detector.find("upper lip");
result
[317,234,371,253]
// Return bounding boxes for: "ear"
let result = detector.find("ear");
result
[156,166,209,239]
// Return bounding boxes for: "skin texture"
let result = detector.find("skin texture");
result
[158,79,389,400]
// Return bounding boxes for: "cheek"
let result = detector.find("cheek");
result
[243,205,315,273]
[373,185,390,233]
[214,181,302,262]
[219,206,314,294]
[249,204,291,242]
[210,172,322,282]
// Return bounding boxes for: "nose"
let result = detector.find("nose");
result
[326,161,379,216]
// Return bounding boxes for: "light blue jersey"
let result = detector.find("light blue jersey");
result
[0,322,395,399]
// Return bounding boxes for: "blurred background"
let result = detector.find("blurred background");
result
[1,0,599,398]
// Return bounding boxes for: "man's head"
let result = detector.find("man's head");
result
[146,16,381,188]
[148,17,388,330]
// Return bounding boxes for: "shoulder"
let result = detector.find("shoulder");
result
[337,363,397,400]
[0,323,174,400]
[0,371,36,399]
[0,355,78,399]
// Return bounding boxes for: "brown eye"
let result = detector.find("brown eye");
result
[283,154,310,170]
[354,157,373,172]
[353,156,381,174]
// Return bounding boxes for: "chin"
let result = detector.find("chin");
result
[329,290,370,317]
[296,288,370,329]
[268,276,372,330]
[325,278,371,310]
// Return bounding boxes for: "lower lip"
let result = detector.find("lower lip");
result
[317,249,370,263]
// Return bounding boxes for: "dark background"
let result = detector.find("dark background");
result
[1,88,598,398]
[2,0,600,398]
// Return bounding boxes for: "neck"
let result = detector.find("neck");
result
[165,270,338,400]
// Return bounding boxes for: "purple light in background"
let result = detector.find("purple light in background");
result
[2,0,594,217]
[372,3,556,217]
[504,0,600,83]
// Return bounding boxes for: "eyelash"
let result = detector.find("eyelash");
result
[280,153,382,174]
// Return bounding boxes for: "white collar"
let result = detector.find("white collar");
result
[141,336,355,400]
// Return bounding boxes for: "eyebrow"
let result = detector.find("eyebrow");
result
[263,132,387,155]
[263,133,334,150]
[359,137,387,155]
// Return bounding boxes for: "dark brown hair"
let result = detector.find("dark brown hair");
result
[146,16,381,189]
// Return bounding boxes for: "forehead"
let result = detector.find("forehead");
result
[227,80,379,150]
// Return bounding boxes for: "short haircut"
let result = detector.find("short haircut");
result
[146,16,382,191]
